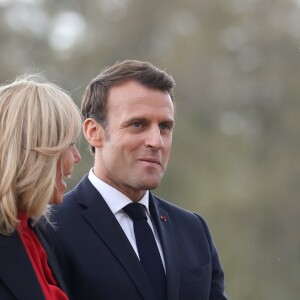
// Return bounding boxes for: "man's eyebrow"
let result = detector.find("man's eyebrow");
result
[160,118,175,125]
[123,117,174,123]
[120,117,148,127]
[123,117,148,123]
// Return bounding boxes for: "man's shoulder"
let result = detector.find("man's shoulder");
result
[152,194,205,224]
[152,195,213,244]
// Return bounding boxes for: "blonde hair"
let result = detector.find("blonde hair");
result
[0,75,82,235]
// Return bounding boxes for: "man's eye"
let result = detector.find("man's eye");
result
[160,123,170,130]
[132,122,142,128]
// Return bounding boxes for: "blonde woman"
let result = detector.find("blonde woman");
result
[0,76,82,300]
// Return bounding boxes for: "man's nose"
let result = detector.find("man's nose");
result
[145,126,164,149]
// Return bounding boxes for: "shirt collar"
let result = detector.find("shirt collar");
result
[88,168,150,214]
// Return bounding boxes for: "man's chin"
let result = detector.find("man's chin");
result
[138,179,162,191]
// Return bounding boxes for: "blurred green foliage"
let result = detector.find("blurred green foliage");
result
[1,0,300,298]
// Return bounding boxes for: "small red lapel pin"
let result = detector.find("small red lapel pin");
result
[160,215,167,222]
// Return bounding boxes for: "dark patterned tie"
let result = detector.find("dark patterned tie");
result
[123,203,167,300]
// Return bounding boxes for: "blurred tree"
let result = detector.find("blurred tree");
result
[1,0,300,298]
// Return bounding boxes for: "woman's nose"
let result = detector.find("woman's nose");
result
[72,145,81,163]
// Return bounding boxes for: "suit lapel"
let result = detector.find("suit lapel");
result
[75,176,155,300]
[149,194,181,300]
[0,231,45,300]
[33,224,68,294]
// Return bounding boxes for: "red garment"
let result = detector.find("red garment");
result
[17,212,68,300]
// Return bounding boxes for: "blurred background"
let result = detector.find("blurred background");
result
[1,0,300,298]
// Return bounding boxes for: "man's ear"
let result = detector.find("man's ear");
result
[83,118,105,148]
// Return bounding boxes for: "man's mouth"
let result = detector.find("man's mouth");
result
[139,158,161,165]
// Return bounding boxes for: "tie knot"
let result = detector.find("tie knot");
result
[123,203,147,221]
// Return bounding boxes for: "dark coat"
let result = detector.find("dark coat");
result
[43,175,228,300]
[0,222,67,300]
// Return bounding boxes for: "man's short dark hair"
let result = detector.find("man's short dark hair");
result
[81,60,175,153]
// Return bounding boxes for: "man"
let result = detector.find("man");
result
[45,60,228,300]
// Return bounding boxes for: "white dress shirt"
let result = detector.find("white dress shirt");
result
[88,169,166,269]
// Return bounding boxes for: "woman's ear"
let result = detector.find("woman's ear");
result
[83,118,105,148]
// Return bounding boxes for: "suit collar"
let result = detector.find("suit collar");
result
[0,231,45,299]
[33,224,68,294]
[88,169,150,214]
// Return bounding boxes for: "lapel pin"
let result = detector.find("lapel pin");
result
[160,215,167,222]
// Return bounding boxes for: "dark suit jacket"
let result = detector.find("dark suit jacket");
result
[43,175,228,300]
[0,222,68,300]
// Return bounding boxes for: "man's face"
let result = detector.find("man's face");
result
[94,80,174,201]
